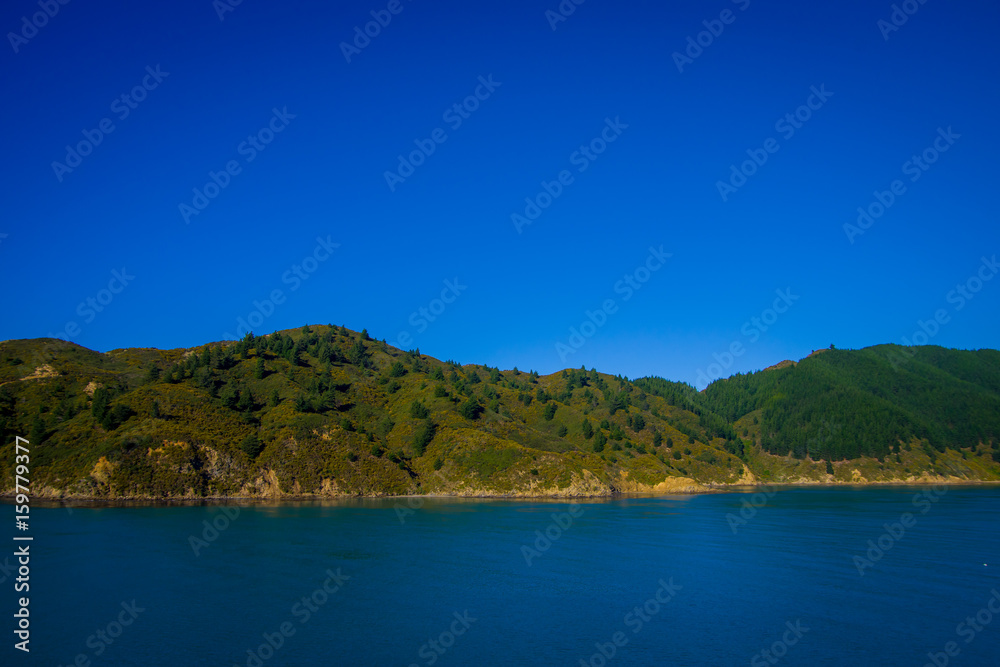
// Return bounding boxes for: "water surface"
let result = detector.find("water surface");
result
[8,486,1000,666]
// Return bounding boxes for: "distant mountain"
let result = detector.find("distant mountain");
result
[1,329,998,498]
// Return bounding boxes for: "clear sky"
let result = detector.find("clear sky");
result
[2,0,998,388]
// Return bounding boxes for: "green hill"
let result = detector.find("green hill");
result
[1,330,998,498]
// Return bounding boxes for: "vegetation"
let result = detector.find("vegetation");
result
[0,333,998,498]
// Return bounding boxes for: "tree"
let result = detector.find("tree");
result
[237,389,255,413]
[582,419,594,440]
[557,425,568,437]
[348,340,369,367]
[594,431,607,452]
[221,385,239,410]
[653,430,662,447]
[269,389,281,407]
[92,387,111,423]
[389,361,407,377]
[254,357,266,379]
[410,400,430,419]
[459,397,483,420]
[241,435,264,459]
[151,400,160,419]
[632,414,645,432]
[29,414,46,445]
[413,418,436,456]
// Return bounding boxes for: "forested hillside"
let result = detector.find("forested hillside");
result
[1,330,998,499]
[696,345,1000,463]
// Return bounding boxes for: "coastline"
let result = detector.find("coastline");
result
[5,477,999,506]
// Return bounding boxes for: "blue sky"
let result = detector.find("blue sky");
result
[2,0,998,388]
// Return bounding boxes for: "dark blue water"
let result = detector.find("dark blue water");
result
[7,486,1000,666]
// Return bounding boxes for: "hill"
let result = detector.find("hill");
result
[1,330,998,498]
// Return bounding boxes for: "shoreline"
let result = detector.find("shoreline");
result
[4,478,999,506]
